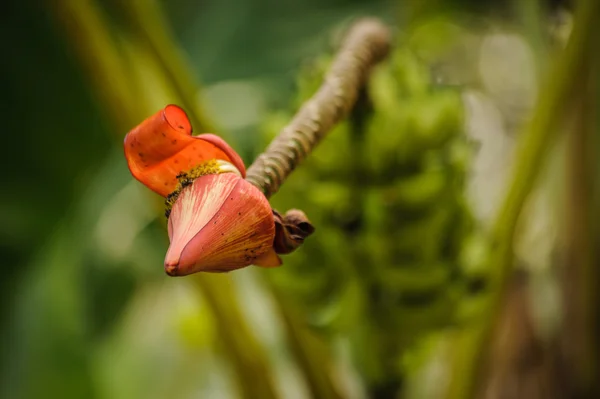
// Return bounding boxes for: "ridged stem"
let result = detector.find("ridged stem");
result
[246,18,391,198]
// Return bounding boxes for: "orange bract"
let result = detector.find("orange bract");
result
[124,105,246,196]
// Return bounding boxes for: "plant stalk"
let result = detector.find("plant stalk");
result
[447,0,600,397]
[246,18,391,198]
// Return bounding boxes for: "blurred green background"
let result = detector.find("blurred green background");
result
[1,0,598,398]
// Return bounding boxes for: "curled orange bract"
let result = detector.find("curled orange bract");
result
[124,104,246,196]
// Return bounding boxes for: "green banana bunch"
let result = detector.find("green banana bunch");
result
[262,46,488,391]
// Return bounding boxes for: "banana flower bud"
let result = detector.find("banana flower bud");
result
[123,105,281,274]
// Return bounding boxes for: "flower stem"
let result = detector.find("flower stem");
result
[246,18,391,198]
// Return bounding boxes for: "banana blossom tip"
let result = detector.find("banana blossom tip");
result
[165,172,280,275]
